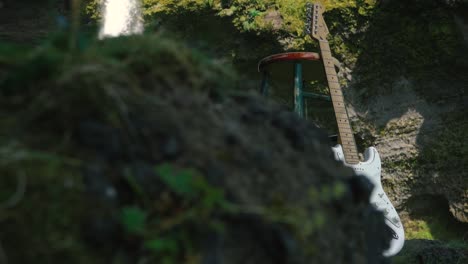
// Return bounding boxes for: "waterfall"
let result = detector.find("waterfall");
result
[98,0,144,39]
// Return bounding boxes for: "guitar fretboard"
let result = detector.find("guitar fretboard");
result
[319,40,360,164]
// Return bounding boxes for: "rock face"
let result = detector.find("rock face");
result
[342,0,468,224]
[0,34,392,264]
[394,239,467,264]
[348,78,467,223]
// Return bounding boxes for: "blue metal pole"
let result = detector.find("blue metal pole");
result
[260,71,269,96]
[294,62,304,118]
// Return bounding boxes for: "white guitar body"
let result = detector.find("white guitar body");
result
[332,144,405,257]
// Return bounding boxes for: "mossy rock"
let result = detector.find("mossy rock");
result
[0,33,395,263]
[393,239,468,264]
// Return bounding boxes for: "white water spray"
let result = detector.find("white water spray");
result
[99,0,144,39]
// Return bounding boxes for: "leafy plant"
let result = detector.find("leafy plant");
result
[117,163,232,261]
[120,206,148,235]
[155,163,230,210]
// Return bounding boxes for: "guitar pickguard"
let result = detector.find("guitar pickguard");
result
[332,144,405,257]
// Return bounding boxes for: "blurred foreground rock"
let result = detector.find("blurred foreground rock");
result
[0,34,393,263]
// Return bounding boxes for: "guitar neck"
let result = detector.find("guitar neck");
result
[319,40,360,164]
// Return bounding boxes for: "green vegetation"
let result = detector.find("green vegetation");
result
[90,0,468,106]
[84,0,466,98]
[405,220,434,240]
[0,136,97,262]
[83,0,379,86]
[1,0,467,263]
[0,29,363,263]
[352,0,468,100]
[87,0,378,36]
[404,196,467,242]
[419,112,468,176]
[118,164,232,263]
[0,31,234,263]
[391,194,468,263]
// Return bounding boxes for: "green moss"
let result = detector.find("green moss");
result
[353,0,468,101]
[60,1,468,101]
[405,195,468,241]
[404,219,434,240]
[419,113,468,171]
[0,31,239,263]
[383,157,419,173]
[82,0,379,91]
[0,161,103,263]
[392,195,468,264]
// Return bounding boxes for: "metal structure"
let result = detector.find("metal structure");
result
[258,52,331,119]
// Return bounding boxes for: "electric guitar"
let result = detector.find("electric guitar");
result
[306,3,404,257]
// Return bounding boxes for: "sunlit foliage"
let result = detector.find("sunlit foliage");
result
[86,0,377,40]
[144,0,377,35]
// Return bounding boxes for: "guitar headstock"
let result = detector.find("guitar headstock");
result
[305,2,329,41]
